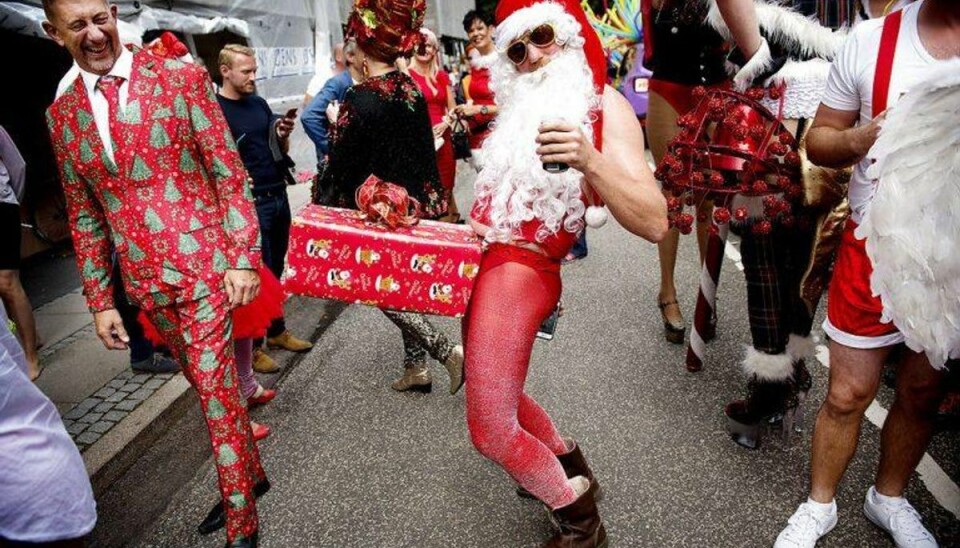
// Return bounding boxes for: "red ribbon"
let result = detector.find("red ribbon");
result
[355,175,421,229]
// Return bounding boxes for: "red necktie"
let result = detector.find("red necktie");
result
[96,75,126,157]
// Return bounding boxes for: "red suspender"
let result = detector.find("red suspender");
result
[872,9,903,118]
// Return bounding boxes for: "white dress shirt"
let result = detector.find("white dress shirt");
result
[71,47,135,164]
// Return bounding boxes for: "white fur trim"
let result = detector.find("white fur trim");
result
[742,346,794,381]
[471,50,499,70]
[585,206,608,228]
[706,0,847,61]
[787,334,815,361]
[733,37,773,92]
[494,2,580,50]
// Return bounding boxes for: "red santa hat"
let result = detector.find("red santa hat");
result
[494,0,609,226]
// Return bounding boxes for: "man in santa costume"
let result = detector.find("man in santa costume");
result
[464,1,667,545]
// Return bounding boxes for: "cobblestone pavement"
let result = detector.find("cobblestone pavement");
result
[60,368,176,450]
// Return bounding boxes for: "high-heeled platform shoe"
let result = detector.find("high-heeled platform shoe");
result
[658,299,686,345]
[443,345,464,395]
[391,363,432,393]
[724,360,811,450]
[198,479,271,535]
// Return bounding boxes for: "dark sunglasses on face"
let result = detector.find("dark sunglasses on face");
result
[505,23,557,66]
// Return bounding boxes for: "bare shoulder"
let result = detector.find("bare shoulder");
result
[600,85,644,146]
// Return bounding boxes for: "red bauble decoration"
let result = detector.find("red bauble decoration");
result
[709,172,725,187]
[768,142,788,156]
[777,175,792,189]
[749,125,766,140]
[692,86,707,100]
[785,184,803,200]
[713,207,731,224]
[678,114,697,128]
[677,212,695,234]
[784,151,801,166]
[666,197,682,212]
[732,126,748,141]
[778,132,794,145]
[690,171,706,185]
[734,207,749,222]
[752,180,769,194]
[763,194,779,212]
[768,86,782,100]
[746,88,765,101]
[753,220,773,235]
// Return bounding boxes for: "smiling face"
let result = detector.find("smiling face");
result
[414,39,437,65]
[43,0,122,76]
[467,19,494,53]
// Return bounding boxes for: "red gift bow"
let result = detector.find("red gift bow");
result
[146,31,190,60]
[355,175,421,229]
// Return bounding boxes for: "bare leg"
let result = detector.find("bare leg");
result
[447,189,460,220]
[648,91,686,326]
[809,342,889,502]
[875,350,948,496]
[0,269,39,379]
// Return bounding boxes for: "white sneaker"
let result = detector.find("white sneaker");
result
[863,486,939,547]
[773,499,838,548]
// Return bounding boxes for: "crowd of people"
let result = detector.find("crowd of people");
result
[0,0,957,547]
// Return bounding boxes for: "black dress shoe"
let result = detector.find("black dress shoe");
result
[198,479,271,535]
[225,530,258,548]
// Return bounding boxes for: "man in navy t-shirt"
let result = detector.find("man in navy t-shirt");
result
[217,44,313,370]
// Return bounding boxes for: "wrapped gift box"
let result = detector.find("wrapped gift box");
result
[284,205,482,317]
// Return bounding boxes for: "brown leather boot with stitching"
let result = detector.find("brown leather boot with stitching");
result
[543,477,607,548]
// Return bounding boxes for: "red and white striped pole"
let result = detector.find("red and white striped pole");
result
[686,219,729,372]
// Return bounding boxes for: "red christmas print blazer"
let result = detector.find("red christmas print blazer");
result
[47,49,261,312]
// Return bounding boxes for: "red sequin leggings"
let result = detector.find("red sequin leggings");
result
[463,244,577,509]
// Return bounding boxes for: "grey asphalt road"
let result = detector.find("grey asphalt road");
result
[123,163,959,548]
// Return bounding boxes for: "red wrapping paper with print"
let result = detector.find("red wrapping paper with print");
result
[283,202,482,317]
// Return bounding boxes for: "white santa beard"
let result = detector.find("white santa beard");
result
[476,48,599,244]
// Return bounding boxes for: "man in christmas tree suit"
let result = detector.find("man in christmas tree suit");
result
[43,0,267,546]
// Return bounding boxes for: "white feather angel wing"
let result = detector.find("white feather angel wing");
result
[855,59,960,370]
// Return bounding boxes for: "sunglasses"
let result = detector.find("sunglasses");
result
[505,24,557,66]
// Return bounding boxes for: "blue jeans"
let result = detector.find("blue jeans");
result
[570,230,588,259]
[254,191,291,338]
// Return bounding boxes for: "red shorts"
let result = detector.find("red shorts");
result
[823,221,904,349]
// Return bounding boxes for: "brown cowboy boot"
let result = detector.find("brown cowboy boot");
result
[518,439,602,502]
[543,477,607,548]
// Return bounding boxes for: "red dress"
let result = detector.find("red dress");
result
[466,66,496,149]
[409,69,456,191]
